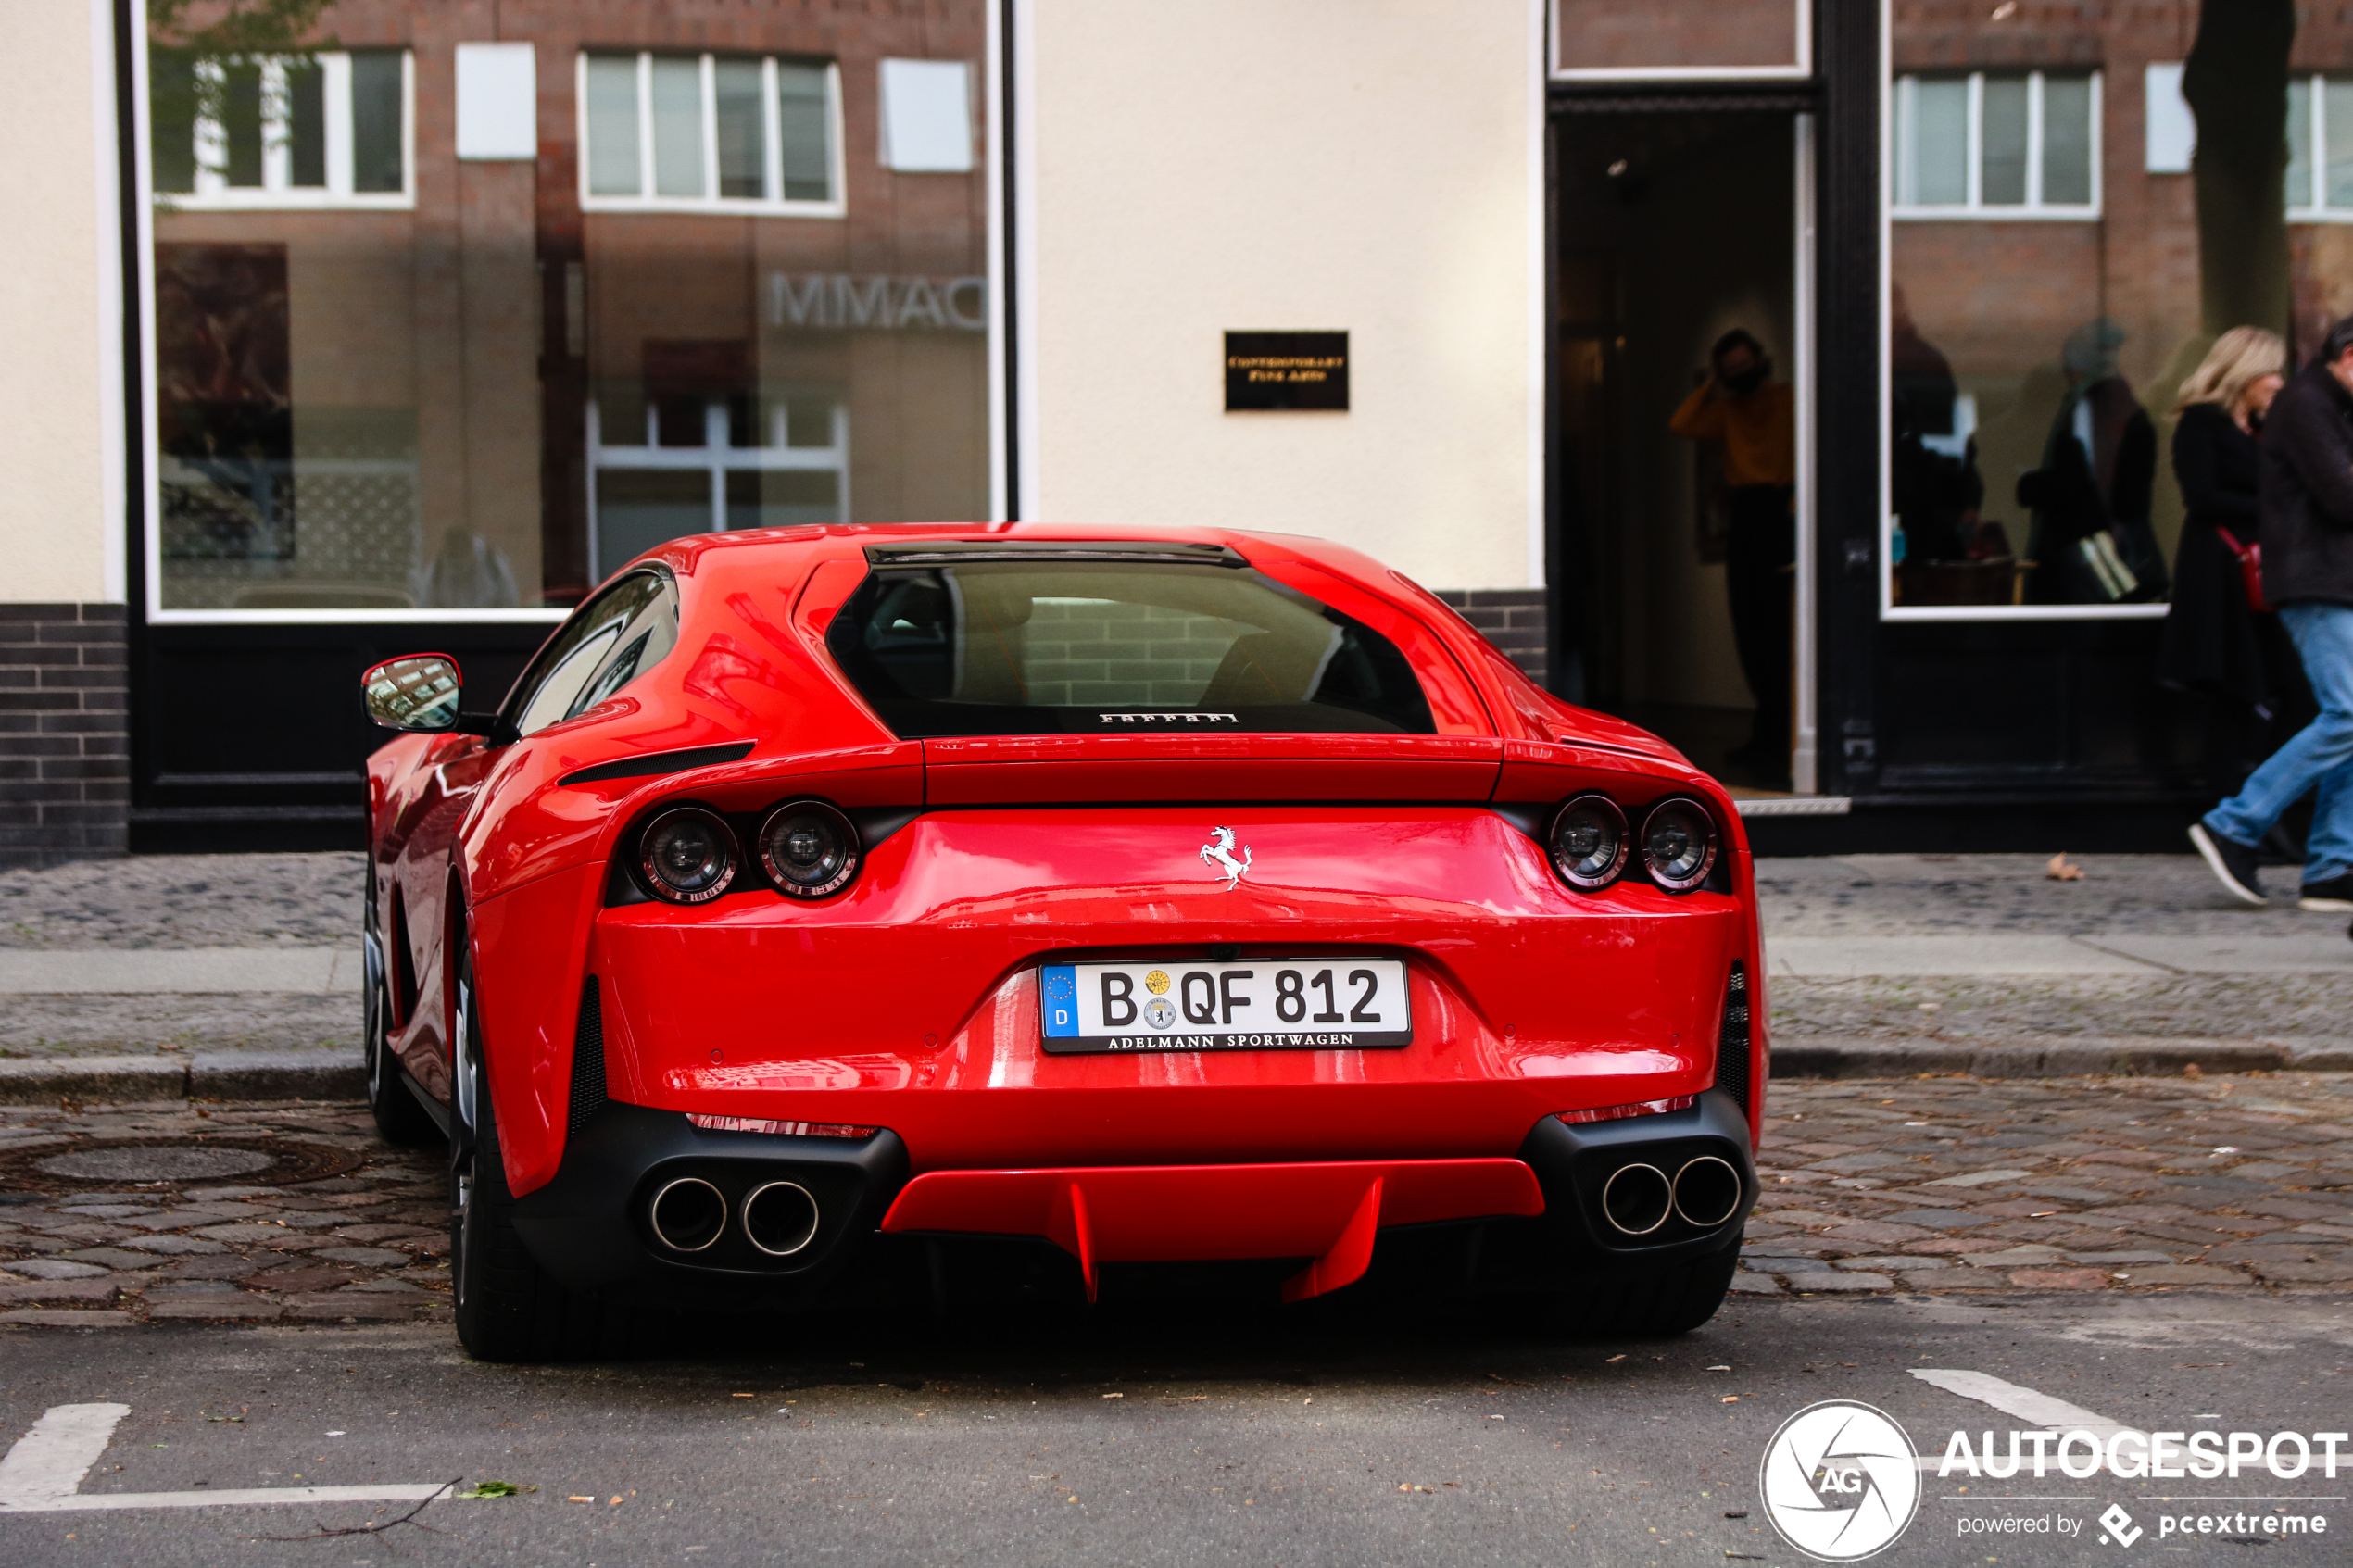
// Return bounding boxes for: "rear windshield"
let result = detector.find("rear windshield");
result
[825,558,1435,737]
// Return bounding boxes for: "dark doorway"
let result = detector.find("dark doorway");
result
[1554,108,1801,793]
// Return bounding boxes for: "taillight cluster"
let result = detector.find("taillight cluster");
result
[1545,794,1719,895]
[634,799,862,906]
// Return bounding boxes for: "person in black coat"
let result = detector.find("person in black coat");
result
[2190,316,2353,912]
[2158,327,2299,796]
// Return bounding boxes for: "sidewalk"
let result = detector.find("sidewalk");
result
[0,851,2348,1100]
[1756,853,2353,1075]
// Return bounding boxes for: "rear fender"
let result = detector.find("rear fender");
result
[470,861,606,1198]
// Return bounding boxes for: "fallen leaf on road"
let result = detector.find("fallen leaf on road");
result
[2045,852,2083,881]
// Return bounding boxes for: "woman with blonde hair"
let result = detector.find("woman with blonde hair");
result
[2158,326,2304,818]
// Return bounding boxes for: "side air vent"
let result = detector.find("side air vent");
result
[1712,962,1751,1115]
[568,976,608,1134]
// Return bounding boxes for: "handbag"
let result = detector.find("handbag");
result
[2212,526,2271,614]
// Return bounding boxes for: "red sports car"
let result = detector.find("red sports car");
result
[361,525,1766,1361]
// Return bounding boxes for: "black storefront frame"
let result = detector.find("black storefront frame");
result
[108,0,1025,856]
[1547,0,2208,856]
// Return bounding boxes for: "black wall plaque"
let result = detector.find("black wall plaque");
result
[1224,331,1349,411]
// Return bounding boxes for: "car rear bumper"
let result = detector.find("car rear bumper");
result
[507,1091,1754,1307]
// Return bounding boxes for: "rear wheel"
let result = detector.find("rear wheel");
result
[362,886,438,1147]
[449,953,625,1362]
[1549,1231,1741,1338]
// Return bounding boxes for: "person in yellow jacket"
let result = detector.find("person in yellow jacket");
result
[1670,329,1796,776]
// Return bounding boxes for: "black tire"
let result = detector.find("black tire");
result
[1549,1231,1742,1338]
[363,883,439,1147]
[449,953,626,1362]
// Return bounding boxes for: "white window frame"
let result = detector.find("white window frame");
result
[2287,73,2353,222]
[1549,0,1811,82]
[574,52,847,218]
[161,49,415,211]
[585,395,849,583]
[1891,69,2103,221]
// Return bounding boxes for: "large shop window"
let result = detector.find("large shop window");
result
[1883,0,2307,621]
[141,7,990,621]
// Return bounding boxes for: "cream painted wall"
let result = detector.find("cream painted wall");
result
[0,0,120,605]
[1025,0,1541,591]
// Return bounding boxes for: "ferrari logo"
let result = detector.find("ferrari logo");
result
[1199,825,1252,889]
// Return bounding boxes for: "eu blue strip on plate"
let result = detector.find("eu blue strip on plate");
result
[1040,964,1079,1037]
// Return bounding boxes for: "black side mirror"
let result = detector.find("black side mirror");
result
[363,654,498,734]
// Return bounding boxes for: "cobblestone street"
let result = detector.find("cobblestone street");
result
[2,1071,2348,1329]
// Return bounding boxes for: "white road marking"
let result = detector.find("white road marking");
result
[0,1404,128,1504]
[1907,1369,2146,1474]
[1908,1369,2142,1440]
[0,1403,449,1512]
[6,1484,453,1513]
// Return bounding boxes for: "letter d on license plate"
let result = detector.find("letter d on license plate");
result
[1038,958,1411,1054]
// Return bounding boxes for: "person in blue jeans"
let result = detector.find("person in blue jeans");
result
[2190,316,2353,911]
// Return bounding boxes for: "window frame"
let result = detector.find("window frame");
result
[585,392,851,583]
[2287,73,2353,223]
[1890,69,2104,222]
[1548,0,1812,82]
[153,48,416,212]
[573,51,848,218]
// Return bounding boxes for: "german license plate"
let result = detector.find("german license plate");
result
[1039,958,1411,1054]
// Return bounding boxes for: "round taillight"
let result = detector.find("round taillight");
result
[638,808,738,905]
[758,800,861,898]
[1640,797,1718,892]
[1547,793,1629,891]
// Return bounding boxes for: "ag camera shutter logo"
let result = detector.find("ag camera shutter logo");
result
[1758,1400,1923,1560]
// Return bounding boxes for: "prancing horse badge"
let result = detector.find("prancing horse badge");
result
[1199,825,1252,889]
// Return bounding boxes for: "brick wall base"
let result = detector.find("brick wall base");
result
[1432,589,1549,687]
[0,604,128,869]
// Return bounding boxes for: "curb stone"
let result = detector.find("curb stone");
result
[2,1040,2347,1103]
[1768,1036,2353,1079]
[0,1050,360,1105]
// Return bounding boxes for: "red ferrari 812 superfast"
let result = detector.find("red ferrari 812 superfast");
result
[360,525,1766,1361]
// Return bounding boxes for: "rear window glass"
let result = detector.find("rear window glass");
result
[825,558,1435,737]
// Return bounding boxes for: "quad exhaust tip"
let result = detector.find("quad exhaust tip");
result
[1671,1155,1743,1228]
[1600,1156,1745,1236]
[1600,1162,1671,1236]
[742,1180,821,1256]
[648,1176,727,1252]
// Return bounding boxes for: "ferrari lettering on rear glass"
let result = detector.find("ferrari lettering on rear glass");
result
[1097,711,1239,723]
[1040,959,1411,1053]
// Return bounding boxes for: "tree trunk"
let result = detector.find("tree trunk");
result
[2183,0,2296,343]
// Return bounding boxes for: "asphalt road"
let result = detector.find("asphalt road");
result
[0,1290,2345,1567]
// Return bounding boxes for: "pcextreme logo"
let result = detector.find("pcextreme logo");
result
[1758,1400,1922,1561]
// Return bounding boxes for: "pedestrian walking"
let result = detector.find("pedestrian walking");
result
[2188,315,2353,911]
[1669,328,1795,779]
[2157,328,2305,801]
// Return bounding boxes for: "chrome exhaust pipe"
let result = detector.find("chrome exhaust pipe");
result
[741,1180,821,1257]
[1672,1155,1743,1228]
[1600,1162,1672,1236]
[648,1176,727,1252]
